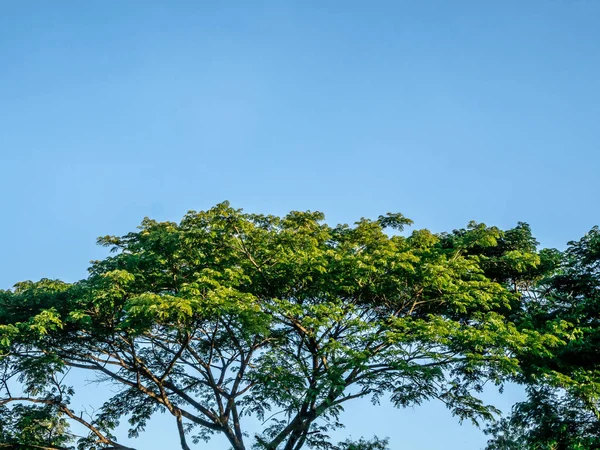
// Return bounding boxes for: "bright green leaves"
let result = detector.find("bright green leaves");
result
[99,269,136,285]
[122,293,194,331]
[452,221,503,250]
[406,228,439,248]
[120,287,270,339]
[66,308,93,328]
[25,308,64,337]
[0,323,17,350]
[438,221,549,291]
[1,203,580,450]
[0,280,69,346]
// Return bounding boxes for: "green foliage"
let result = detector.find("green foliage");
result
[0,202,581,449]
[486,226,600,449]
[0,403,72,449]
[485,386,600,450]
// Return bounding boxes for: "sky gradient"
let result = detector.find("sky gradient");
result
[1,1,599,448]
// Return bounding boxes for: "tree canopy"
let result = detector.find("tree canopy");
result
[0,202,597,449]
[485,226,600,449]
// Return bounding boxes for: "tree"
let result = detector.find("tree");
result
[485,385,600,450]
[0,203,563,449]
[486,227,600,449]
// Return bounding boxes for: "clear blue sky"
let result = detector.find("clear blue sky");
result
[1,1,599,448]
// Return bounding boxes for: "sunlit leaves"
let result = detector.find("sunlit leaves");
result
[0,202,574,449]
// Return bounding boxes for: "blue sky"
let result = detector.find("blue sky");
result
[1,1,599,448]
